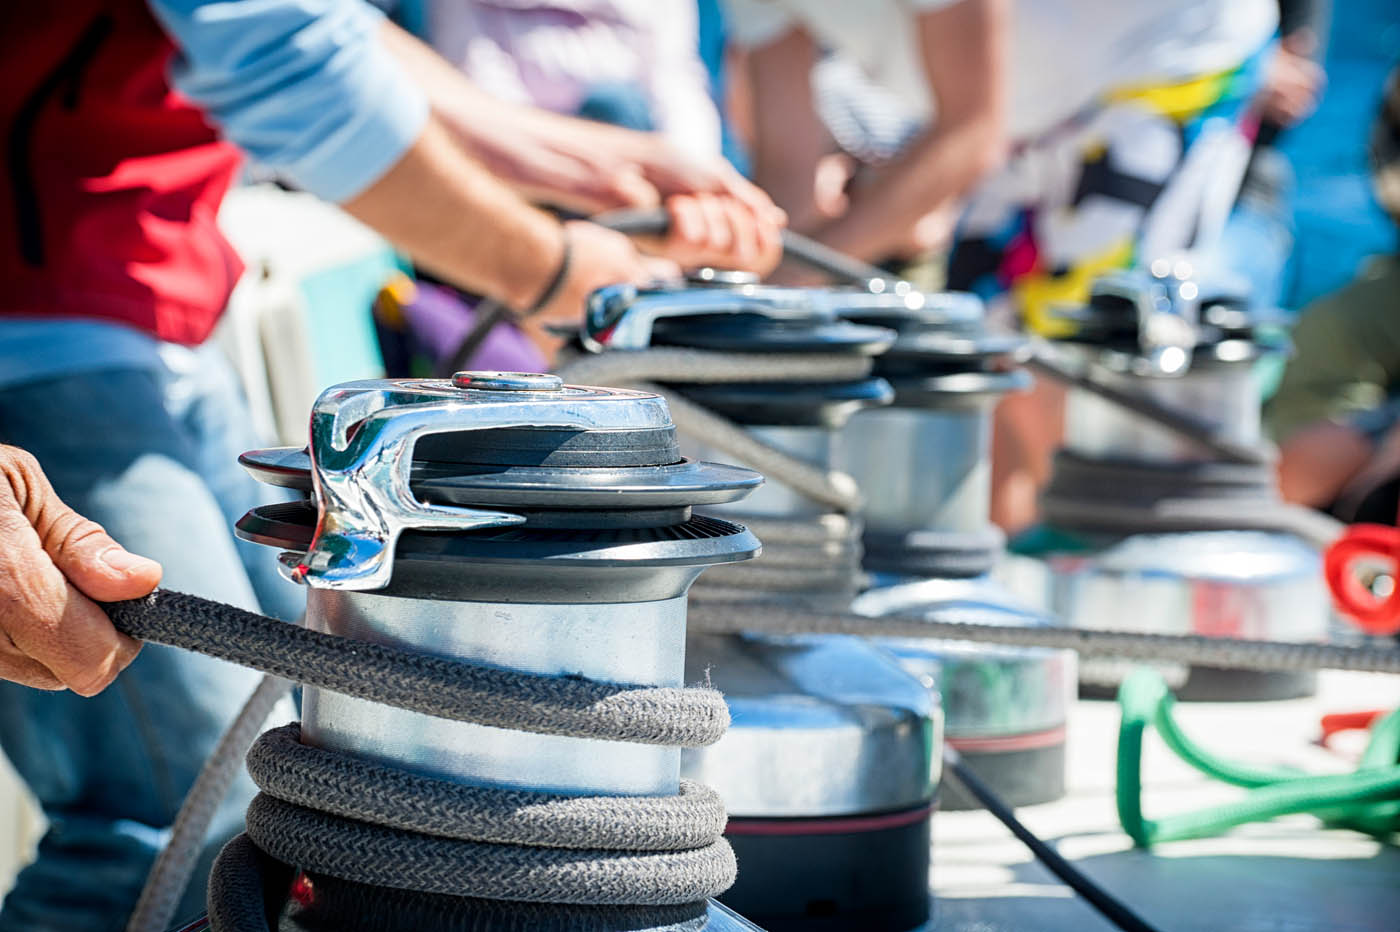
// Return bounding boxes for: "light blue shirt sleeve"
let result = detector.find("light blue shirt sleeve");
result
[147,0,430,203]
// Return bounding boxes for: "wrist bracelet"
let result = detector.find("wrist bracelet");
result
[520,227,573,319]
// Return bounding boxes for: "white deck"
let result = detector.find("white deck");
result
[932,670,1400,931]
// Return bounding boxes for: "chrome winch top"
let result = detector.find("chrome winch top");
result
[1047,262,1288,377]
[236,372,762,592]
[1013,265,1330,702]
[584,281,898,353]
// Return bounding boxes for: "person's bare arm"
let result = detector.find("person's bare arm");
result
[743,27,836,234]
[377,20,783,273]
[342,119,655,356]
[810,0,1008,262]
[0,446,158,694]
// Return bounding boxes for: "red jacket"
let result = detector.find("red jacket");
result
[0,1,242,345]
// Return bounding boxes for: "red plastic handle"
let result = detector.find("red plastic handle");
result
[1319,709,1389,747]
[1324,523,1400,636]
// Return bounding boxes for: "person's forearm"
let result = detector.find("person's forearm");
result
[382,22,655,160]
[811,116,1004,261]
[344,119,562,311]
[378,20,530,142]
[812,0,1008,261]
[379,20,662,208]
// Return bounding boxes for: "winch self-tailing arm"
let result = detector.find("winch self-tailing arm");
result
[296,375,677,590]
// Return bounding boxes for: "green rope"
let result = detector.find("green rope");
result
[1116,669,1400,847]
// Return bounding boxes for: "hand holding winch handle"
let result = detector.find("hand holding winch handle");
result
[592,206,893,287]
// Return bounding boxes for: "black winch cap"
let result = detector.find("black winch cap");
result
[831,290,1027,373]
[669,377,894,428]
[649,312,894,356]
[883,368,1032,409]
[414,425,681,468]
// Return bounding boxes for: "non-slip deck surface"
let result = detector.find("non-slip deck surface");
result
[931,670,1400,931]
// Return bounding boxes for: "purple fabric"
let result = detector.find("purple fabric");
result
[403,282,548,373]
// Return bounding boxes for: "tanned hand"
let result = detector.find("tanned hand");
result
[0,445,158,694]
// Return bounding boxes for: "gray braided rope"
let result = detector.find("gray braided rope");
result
[556,347,874,388]
[243,794,736,906]
[207,834,714,932]
[105,591,727,747]
[103,591,738,922]
[687,600,1400,675]
[127,674,291,932]
[248,724,727,851]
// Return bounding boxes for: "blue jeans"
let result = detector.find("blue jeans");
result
[0,346,302,931]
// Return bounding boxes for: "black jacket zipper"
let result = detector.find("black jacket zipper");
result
[7,14,114,267]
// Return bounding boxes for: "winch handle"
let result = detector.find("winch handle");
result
[591,207,894,288]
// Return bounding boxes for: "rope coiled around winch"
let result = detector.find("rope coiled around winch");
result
[247,724,726,852]
[207,835,716,932]
[1040,450,1343,549]
[107,590,727,747]
[105,591,738,930]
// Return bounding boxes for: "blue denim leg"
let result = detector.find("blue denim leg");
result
[160,344,305,622]
[0,365,286,932]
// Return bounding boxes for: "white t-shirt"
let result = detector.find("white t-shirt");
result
[723,0,1280,140]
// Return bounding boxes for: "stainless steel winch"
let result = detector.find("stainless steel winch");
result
[220,371,772,931]
[833,291,1076,809]
[583,283,941,932]
[1007,266,1332,700]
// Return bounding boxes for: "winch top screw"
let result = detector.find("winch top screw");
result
[451,371,563,392]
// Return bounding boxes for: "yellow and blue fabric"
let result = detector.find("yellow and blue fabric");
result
[948,51,1268,336]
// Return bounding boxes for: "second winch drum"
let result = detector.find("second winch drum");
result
[583,282,941,932]
[835,290,1076,809]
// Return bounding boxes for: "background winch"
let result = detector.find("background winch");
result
[834,290,1076,809]
[571,283,941,932]
[1007,266,1332,700]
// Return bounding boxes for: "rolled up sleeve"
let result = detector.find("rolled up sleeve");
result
[149,0,429,203]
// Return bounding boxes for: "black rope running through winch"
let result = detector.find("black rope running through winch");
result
[941,748,1165,932]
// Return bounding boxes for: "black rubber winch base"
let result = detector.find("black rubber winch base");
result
[940,740,1066,811]
[718,805,932,932]
[861,526,1005,580]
